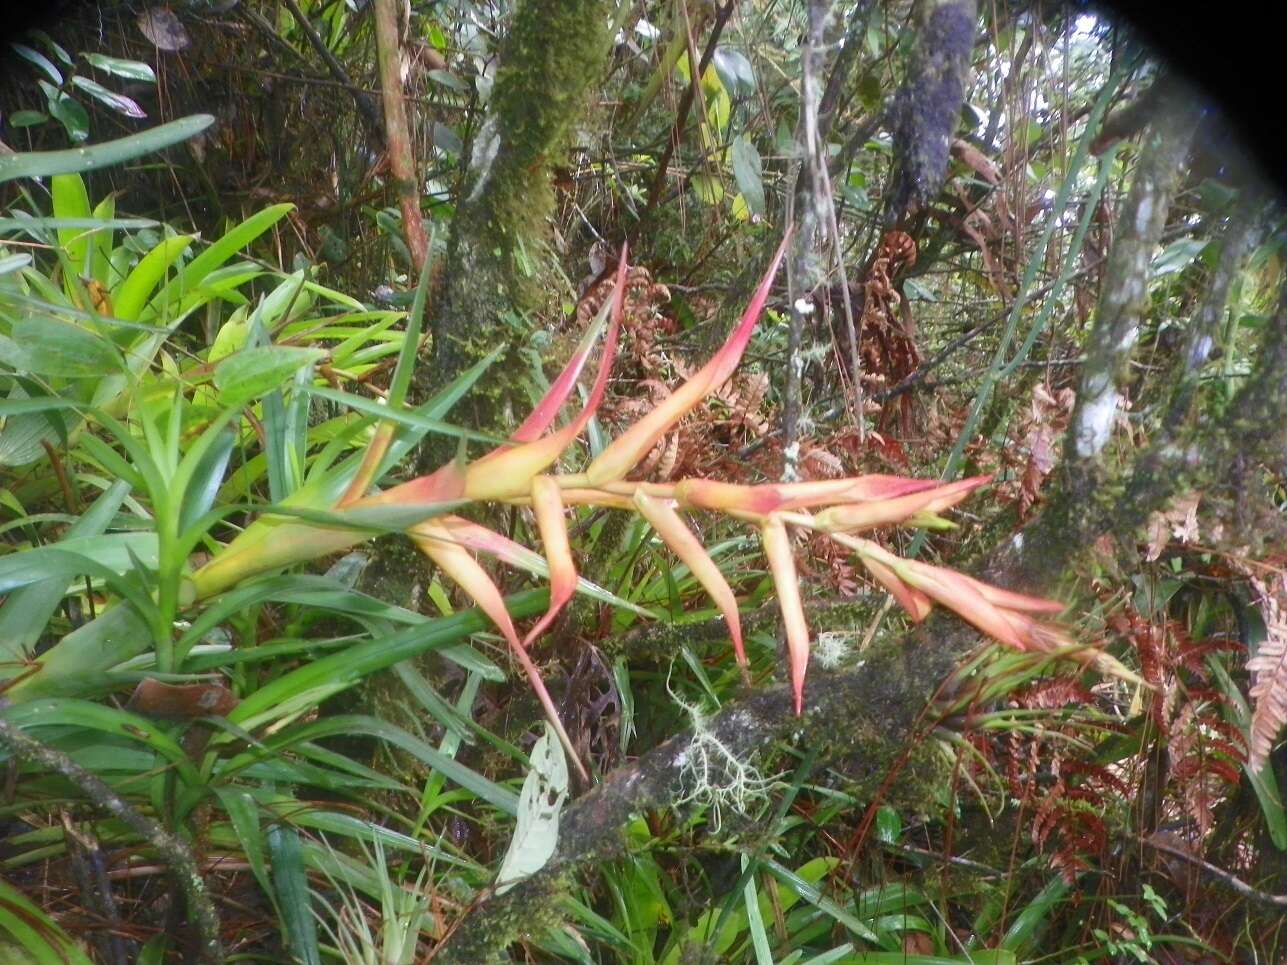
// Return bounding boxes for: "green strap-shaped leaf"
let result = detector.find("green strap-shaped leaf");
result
[266,821,320,965]
[0,480,130,665]
[0,114,214,183]
[0,877,94,964]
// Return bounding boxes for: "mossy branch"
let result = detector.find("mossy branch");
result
[1016,99,1197,585]
[0,715,224,964]
[885,0,978,224]
[434,618,962,962]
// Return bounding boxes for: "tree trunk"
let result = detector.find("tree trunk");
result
[414,0,615,440]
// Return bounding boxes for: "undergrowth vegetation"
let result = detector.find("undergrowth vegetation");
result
[1,1,1285,963]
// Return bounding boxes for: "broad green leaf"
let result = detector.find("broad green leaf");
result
[0,533,157,594]
[712,47,756,95]
[256,497,465,535]
[691,173,724,205]
[662,857,839,965]
[28,31,71,67]
[267,822,321,965]
[70,76,145,119]
[0,254,32,275]
[38,81,89,143]
[51,173,92,273]
[224,590,544,731]
[177,425,235,535]
[1151,237,1209,278]
[173,574,498,681]
[260,362,310,503]
[82,52,156,83]
[874,804,901,844]
[218,714,520,816]
[0,877,93,964]
[308,385,504,446]
[249,271,313,329]
[730,135,765,217]
[213,345,325,405]
[0,392,79,466]
[1,698,203,787]
[742,854,772,965]
[8,602,153,700]
[1207,656,1287,849]
[213,787,274,900]
[89,194,118,284]
[141,203,291,319]
[12,44,62,83]
[136,935,170,965]
[0,480,130,665]
[0,216,155,235]
[208,309,250,363]
[285,808,474,868]
[495,722,568,893]
[6,110,48,128]
[763,857,879,944]
[112,234,193,321]
[0,115,213,183]
[0,318,122,377]
[998,876,1070,953]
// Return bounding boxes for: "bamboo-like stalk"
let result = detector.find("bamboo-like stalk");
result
[372,0,430,274]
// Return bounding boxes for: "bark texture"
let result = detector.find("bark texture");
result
[1017,98,1197,587]
[885,0,978,225]
[374,0,430,273]
[416,0,614,424]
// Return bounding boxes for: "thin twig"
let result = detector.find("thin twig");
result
[782,0,835,480]
[879,839,1007,878]
[41,439,80,514]
[871,255,1106,404]
[279,0,386,143]
[1137,834,1287,909]
[0,717,225,964]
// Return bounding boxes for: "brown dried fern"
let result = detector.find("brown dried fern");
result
[1246,571,1287,772]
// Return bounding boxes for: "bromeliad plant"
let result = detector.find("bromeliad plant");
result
[176,234,1132,778]
[0,229,1132,792]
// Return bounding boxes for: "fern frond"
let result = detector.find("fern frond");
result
[1247,573,1287,772]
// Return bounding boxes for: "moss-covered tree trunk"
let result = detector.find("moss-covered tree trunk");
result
[885,0,978,225]
[1017,96,1196,586]
[414,0,614,433]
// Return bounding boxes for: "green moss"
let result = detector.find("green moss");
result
[426,0,615,405]
[434,869,574,964]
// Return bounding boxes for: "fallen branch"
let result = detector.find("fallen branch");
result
[1138,834,1287,910]
[434,615,969,961]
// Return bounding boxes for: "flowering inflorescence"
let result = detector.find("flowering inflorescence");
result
[191,235,1137,781]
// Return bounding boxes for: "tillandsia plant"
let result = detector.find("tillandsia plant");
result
[120,231,1133,782]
